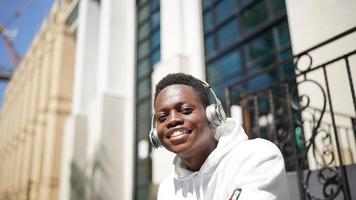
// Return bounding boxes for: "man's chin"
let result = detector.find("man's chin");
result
[176,147,195,158]
[166,144,192,156]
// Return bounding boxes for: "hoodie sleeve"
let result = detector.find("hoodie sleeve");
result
[226,139,290,200]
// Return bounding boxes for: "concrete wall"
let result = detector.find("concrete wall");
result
[59,0,136,200]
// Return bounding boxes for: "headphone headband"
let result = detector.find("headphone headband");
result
[199,80,224,108]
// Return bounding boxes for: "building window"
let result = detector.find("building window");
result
[202,0,299,170]
[135,0,160,199]
[202,0,291,97]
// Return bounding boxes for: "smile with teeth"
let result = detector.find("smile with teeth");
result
[168,129,192,139]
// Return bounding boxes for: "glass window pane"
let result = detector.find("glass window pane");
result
[248,71,276,91]
[203,11,214,32]
[137,102,151,138]
[216,0,237,24]
[205,35,215,57]
[136,188,149,200]
[138,5,150,23]
[217,19,239,49]
[207,50,242,81]
[138,40,150,59]
[137,101,150,120]
[151,31,160,49]
[272,0,286,13]
[138,59,150,78]
[138,78,151,99]
[150,11,160,29]
[240,0,252,6]
[202,0,214,8]
[138,22,150,41]
[151,49,160,65]
[210,75,243,99]
[241,1,267,32]
[137,120,151,139]
[279,49,294,77]
[248,30,274,60]
[136,163,149,186]
[277,22,290,46]
[138,0,148,5]
[207,68,218,85]
[248,54,276,74]
[280,48,292,60]
[150,0,159,11]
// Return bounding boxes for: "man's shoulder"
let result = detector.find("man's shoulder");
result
[243,138,280,151]
[228,138,283,161]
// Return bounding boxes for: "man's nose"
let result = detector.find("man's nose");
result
[166,111,183,128]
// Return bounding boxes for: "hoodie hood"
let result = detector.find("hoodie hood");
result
[173,118,248,179]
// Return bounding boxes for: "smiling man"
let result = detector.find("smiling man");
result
[152,73,289,200]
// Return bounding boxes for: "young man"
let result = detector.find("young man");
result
[152,73,289,200]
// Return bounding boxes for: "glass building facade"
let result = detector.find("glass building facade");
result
[202,0,293,98]
[202,0,299,170]
[135,0,160,199]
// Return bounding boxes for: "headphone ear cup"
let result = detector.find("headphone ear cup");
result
[149,128,161,149]
[206,104,221,128]
[206,104,226,128]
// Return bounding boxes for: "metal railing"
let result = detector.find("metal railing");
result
[224,26,356,200]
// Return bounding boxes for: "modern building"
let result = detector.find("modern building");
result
[0,0,355,200]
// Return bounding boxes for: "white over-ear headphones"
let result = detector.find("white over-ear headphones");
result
[149,80,226,149]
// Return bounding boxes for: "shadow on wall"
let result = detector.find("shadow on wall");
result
[70,144,112,200]
[70,162,86,200]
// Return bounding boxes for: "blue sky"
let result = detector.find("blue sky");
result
[0,0,53,107]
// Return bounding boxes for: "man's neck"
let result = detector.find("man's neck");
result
[180,139,218,171]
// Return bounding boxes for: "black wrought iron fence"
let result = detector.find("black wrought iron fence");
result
[224,27,356,200]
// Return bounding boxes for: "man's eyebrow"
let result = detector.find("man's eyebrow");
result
[155,102,187,113]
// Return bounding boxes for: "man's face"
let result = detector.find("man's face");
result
[154,84,213,158]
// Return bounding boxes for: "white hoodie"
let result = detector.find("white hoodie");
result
[157,118,289,200]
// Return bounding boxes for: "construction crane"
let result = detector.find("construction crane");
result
[0,25,20,80]
[0,0,32,80]
[0,26,22,67]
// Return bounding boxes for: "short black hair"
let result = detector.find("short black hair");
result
[154,73,210,108]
